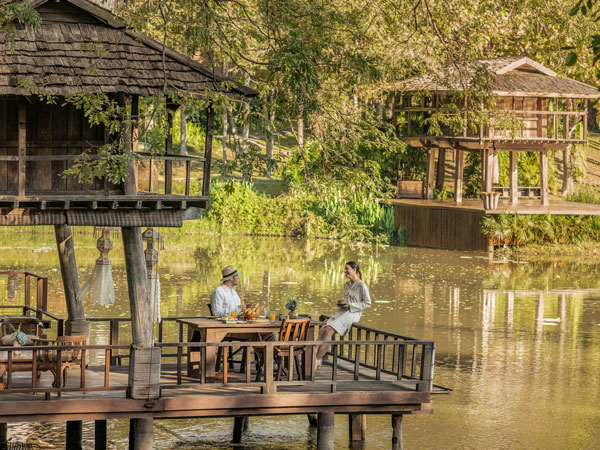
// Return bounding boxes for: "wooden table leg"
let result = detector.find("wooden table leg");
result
[205,331,227,381]
[304,325,316,379]
[0,363,5,389]
[186,328,201,378]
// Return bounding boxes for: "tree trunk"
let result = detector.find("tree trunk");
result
[222,109,228,163]
[227,105,240,158]
[241,100,250,179]
[562,145,573,195]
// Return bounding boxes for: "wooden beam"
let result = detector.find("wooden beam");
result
[540,149,549,206]
[18,99,26,198]
[454,149,464,204]
[202,103,215,197]
[425,148,435,200]
[509,151,518,205]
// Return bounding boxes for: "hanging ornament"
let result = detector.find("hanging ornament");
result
[143,227,164,323]
[81,227,116,306]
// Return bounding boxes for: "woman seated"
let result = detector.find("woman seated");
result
[315,261,371,369]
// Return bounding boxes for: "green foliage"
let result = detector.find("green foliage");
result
[0,1,41,48]
[205,181,405,245]
[566,183,600,203]
[483,213,600,247]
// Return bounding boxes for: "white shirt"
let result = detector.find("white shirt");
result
[210,284,241,317]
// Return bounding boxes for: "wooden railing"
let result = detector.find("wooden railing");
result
[157,338,435,394]
[0,343,129,397]
[397,106,587,143]
[0,152,207,198]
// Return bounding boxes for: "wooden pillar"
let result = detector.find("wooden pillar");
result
[202,103,215,197]
[435,148,446,190]
[349,413,367,441]
[66,421,83,450]
[131,94,139,152]
[164,100,175,195]
[425,148,435,200]
[122,226,160,402]
[95,420,107,450]
[391,414,404,450]
[454,149,464,203]
[509,151,518,205]
[484,147,493,193]
[17,99,26,197]
[0,423,6,450]
[116,93,137,196]
[129,418,153,450]
[540,149,549,206]
[232,416,249,443]
[317,412,335,450]
[55,225,89,337]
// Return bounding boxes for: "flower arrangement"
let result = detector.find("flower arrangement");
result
[10,324,27,346]
[285,298,299,312]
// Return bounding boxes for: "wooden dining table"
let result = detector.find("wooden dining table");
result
[0,349,34,389]
[176,317,321,381]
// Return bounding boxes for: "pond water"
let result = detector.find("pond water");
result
[3,231,600,449]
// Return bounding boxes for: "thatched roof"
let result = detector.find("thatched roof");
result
[392,57,600,99]
[0,0,257,98]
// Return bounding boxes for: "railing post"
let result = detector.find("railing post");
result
[264,344,274,394]
[419,343,435,392]
[109,320,119,365]
[24,274,30,315]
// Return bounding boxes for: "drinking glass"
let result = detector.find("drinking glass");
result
[269,313,276,321]
[231,311,237,319]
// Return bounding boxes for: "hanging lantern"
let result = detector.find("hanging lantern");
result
[143,227,164,323]
[81,227,116,306]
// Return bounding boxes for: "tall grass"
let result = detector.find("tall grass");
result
[566,183,600,204]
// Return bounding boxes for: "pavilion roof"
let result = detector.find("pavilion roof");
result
[392,57,600,99]
[0,0,257,98]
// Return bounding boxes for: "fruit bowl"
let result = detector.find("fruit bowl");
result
[244,311,259,321]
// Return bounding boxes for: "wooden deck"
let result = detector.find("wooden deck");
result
[0,320,436,424]
[391,198,600,251]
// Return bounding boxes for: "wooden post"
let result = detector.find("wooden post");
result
[131,95,139,152]
[317,412,335,450]
[95,420,107,450]
[116,93,137,196]
[485,147,493,193]
[425,148,435,200]
[391,414,404,450]
[348,413,367,441]
[202,103,215,197]
[307,413,318,427]
[17,98,26,197]
[435,148,446,191]
[0,423,6,450]
[164,100,175,195]
[66,421,83,450]
[509,151,518,205]
[454,149,464,204]
[55,225,89,337]
[129,418,153,450]
[232,416,248,443]
[540,149,549,206]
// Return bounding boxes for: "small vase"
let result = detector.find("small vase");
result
[289,310,298,319]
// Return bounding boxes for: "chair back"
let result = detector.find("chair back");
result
[278,317,310,343]
[207,303,214,316]
[57,335,86,361]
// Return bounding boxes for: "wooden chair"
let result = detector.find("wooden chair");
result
[34,335,86,388]
[256,317,310,382]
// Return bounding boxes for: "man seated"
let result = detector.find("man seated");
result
[210,265,242,318]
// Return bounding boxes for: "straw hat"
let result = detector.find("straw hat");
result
[221,265,239,282]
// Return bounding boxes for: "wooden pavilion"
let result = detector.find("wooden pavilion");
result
[386,57,600,251]
[391,57,600,206]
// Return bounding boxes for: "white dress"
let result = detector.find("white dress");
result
[326,280,371,336]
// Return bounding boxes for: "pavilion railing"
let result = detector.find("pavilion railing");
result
[157,338,435,394]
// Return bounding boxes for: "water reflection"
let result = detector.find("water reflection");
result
[3,232,600,449]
